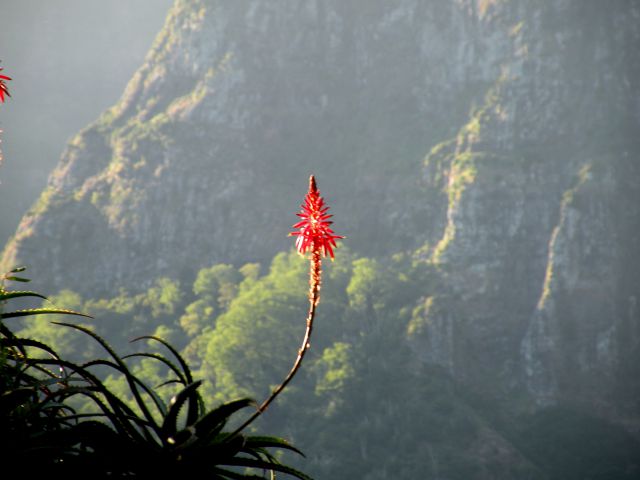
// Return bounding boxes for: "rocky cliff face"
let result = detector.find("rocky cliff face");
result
[3,0,640,427]
[408,0,640,421]
[2,0,485,294]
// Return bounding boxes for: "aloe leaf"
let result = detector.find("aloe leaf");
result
[4,275,30,282]
[30,358,150,443]
[122,352,187,385]
[131,334,202,423]
[23,360,63,381]
[0,387,35,410]
[155,378,182,389]
[131,335,194,383]
[0,290,47,301]
[193,398,254,440]
[211,468,269,480]
[67,420,135,462]
[52,322,160,435]
[169,425,208,451]
[63,388,153,442]
[161,380,202,442]
[38,401,76,417]
[69,419,120,447]
[2,308,92,319]
[33,377,69,388]
[82,358,167,417]
[0,322,26,357]
[244,436,305,457]
[223,457,314,480]
[207,433,246,461]
[3,336,61,360]
[236,445,272,463]
[57,412,110,423]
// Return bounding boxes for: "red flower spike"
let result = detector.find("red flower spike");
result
[0,68,11,103]
[290,175,343,259]
[230,175,342,437]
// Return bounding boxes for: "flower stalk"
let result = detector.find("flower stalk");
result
[230,175,342,437]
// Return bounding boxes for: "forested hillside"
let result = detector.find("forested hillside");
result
[3,1,640,478]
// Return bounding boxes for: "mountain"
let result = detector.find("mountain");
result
[0,0,172,248]
[1,0,496,294]
[411,0,640,417]
[3,1,640,477]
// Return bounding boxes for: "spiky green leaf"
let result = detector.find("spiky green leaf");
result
[0,290,47,302]
[244,436,305,457]
[162,380,202,441]
[194,398,255,441]
[2,308,92,319]
[4,275,30,282]
[223,457,313,480]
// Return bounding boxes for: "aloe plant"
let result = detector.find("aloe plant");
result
[0,269,311,478]
[1,267,92,470]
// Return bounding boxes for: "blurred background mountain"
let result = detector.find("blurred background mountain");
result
[1,1,639,478]
[0,0,172,246]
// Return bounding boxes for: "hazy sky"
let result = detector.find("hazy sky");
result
[0,0,173,246]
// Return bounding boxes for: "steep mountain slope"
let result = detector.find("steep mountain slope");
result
[3,0,492,295]
[0,0,172,248]
[409,0,640,419]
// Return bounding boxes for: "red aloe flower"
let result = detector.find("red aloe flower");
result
[231,176,342,438]
[0,68,11,103]
[290,175,343,259]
